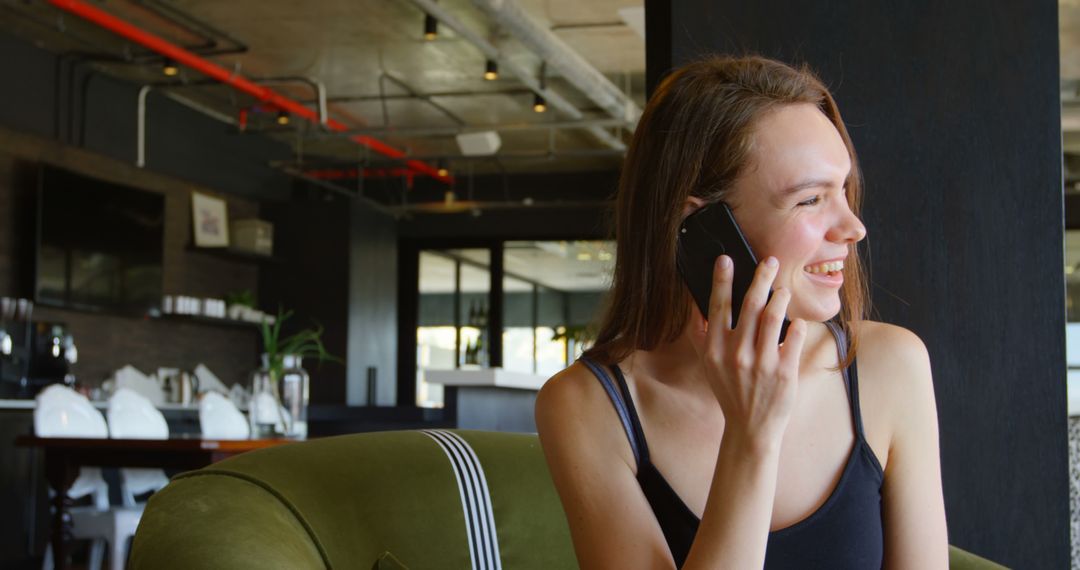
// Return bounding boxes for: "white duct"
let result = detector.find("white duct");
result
[469,0,642,126]
[407,0,626,151]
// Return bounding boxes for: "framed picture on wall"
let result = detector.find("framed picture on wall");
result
[191,191,229,248]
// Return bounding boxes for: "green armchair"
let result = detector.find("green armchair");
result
[129,429,1005,569]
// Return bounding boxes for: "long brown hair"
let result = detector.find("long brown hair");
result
[583,55,869,369]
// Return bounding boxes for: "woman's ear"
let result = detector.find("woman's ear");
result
[681,196,707,220]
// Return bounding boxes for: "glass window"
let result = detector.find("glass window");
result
[502,240,614,376]
[416,252,455,408]
[415,249,491,408]
[503,274,534,373]
[1066,231,1080,416]
[536,286,567,377]
[1067,231,1080,323]
[457,255,491,368]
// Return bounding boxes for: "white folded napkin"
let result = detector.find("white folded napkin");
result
[113,365,165,406]
[193,363,229,395]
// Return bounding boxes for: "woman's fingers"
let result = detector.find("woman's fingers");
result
[706,255,733,329]
[704,255,733,348]
[735,256,780,345]
[756,287,791,354]
[777,318,808,377]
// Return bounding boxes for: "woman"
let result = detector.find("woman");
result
[535,56,948,569]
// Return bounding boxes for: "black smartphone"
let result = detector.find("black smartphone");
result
[676,201,790,342]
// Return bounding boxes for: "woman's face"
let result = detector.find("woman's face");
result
[725,103,866,323]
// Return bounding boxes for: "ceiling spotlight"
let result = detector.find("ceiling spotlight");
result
[162,58,179,76]
[533,62,548,113]
[276,110,290,125]
[484,59,498,81]
[424,14,438,40]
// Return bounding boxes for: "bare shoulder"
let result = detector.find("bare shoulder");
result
[855,320,929,361]
[535,361,636,470]
[535,361,604,428]
[853,320,932,385]
[536,361,602,413]
[852,324,948,567]
[850,321,937,464]
[536,362,677,566]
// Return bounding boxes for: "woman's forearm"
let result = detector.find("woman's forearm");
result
[682,432,782,570]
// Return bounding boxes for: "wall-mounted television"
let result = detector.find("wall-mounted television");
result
[35,166,165,315]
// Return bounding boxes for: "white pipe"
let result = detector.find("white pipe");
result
[407,0,625,151]
[315,78,327,126]
[138,85,239,167]
[331,117,625,137]
[137,85,151,168]
[469,0,642,125]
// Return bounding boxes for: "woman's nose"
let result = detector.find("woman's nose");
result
[827,205,866,244]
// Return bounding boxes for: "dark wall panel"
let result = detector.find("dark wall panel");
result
[348,199,399,406]
[147,91,292,201]
[80,72,138,159]
[651,0,1066,567]
[259,187,350,406]
[0,33,56,138]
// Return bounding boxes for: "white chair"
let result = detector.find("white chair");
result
[34,385,112,570]
[106,388,170,507]
[34,385,109,508]
[198,391,250,439]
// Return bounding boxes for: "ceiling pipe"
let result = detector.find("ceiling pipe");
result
[240,76,327,126]
[292,148,625,171]
[156,76,328,125]
[275,165,405,219]
[131,0,249,58]
[47,0,450,183]
[322,87,534,103]
[139,86,239,167]
[137,85,151,167]
[466,0,642,126]
[327,117,626,138]
[391,198,611,215]
[407,0,626,151]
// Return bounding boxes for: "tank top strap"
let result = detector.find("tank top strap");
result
[823,320,869,442]
[580,358,647,467]
[609,364,651,462]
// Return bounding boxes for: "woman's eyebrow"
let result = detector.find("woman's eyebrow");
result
[780,178,834,196]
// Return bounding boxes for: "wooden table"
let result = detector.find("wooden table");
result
[15,435,294,570]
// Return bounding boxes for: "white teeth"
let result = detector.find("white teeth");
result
[804,260,844,274]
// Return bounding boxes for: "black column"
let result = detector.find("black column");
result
[647,1,1067,567]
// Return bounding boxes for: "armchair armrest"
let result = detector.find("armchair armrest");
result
[130,471,327,570]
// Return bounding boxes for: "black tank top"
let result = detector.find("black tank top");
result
[581,321,884,569]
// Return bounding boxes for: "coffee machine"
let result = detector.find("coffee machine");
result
[0,297,77,398]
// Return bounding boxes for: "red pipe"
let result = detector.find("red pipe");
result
[306,167,416,180]
[47,0,452,184]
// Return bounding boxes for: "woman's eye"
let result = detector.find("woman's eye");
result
[797,196,820,207]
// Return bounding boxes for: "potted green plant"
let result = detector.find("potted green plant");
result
[250,308,340,438]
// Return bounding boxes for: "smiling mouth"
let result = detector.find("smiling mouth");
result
[804,259,843,277]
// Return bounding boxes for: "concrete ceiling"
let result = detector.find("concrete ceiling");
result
[10,1,1077,196]
[1,0,645,187]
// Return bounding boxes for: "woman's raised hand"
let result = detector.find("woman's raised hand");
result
[697,255,807,450]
